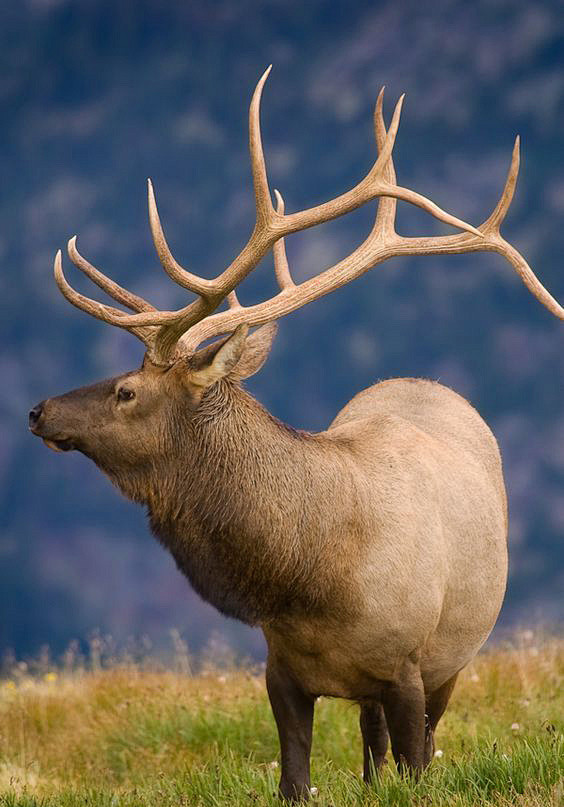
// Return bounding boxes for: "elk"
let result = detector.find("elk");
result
[29,68,562,800]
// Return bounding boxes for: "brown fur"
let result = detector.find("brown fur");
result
[32,69,561,797]
[29,326,508,798]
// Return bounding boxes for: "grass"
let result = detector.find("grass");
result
[0,633,562,806]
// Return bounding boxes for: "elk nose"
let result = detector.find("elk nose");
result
[29,403,44,429]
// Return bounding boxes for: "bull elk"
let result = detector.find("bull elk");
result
[29,68,562,800]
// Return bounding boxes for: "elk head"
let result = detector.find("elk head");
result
[29,320,277,498]
[29,67,563,481]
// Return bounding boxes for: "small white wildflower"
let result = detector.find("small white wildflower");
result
[470,673,480,683]
[217,675,227,684]
[511,722,520,733]
[267,761,279,769]
[310,787,318,796]
[434,749,444,758]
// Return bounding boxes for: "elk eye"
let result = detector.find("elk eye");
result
[117,387,136,402]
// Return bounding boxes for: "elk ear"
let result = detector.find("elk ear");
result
[189,324,249,389]
[230,323,277,380]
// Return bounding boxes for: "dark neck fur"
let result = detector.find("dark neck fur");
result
[129,381,347,625]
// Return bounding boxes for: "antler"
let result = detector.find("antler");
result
[54,68,563,364]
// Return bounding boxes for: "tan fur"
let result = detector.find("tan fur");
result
[31,328,507,702]
[32,71,560,795]
[30,327,509,796]
[266,378,507,698]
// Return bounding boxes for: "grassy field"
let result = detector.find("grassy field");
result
[0,633,562,806]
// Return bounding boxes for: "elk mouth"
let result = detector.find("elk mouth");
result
[42,437,76,453]
[29,406,77,452]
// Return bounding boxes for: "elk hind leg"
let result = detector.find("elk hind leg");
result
[381,656,426,776]
[359,701,389,783]
[424,672,459,767]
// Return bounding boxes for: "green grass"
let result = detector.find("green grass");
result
[0,635,562,805]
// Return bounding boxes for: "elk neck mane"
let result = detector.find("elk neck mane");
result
[113,379,356,626]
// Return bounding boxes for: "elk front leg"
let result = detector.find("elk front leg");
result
[359,701,389,783]
[381,656,426,776]
[266,658,315,801]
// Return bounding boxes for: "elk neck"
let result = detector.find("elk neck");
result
[142,380,356,626]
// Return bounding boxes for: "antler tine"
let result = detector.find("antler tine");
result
[134,65,282,361]
[273,190,294,290]
[145,85,504,354]
[270,93,405,238]
[68,237,156,313]
[371,91,404,184]
[482,136,520,234]
[189,65,282,301]
[211,76,482,297]
[371,93,484,238]
[249,65,276,225]
[53,73,562,364]
[154,75,487,356]
[277,93,482,240]
[386,138,564,321]
[481,139,563,318]
[370,94,483,238]
[54,249,203,331]
[387,185,485,237]
[179,129,563,351]
[492,238,564,319]
[54,251,157,346]
[147,179,216,298]
[227,290,241,308]
[372,87,397,237]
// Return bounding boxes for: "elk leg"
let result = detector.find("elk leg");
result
[423,672,459,767]
[381,657,426,776]
[266,658,315,801]
[359,701,389,783]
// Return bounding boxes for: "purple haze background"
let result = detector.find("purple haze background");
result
[0,0,563,661]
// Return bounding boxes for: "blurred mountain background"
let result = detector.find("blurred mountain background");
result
[0,0,562,662]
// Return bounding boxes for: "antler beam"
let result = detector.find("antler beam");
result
[53,69,563,364]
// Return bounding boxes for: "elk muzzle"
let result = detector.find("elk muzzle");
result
[29,403,44,429]
[28,399,76,452]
